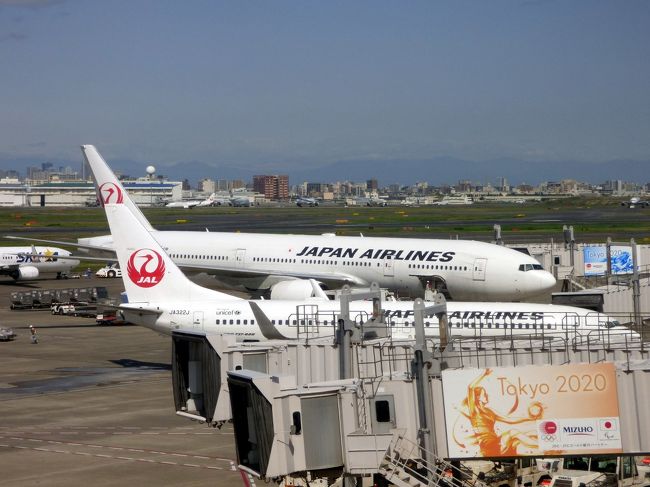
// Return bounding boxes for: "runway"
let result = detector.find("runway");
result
[0,277,244,487]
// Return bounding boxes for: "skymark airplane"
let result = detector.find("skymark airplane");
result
[102,194,627,343]
[0,245,79,280]
[8,145,556,301]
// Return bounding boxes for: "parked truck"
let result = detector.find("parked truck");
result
[546,456,648,487]
[50,302,97,317]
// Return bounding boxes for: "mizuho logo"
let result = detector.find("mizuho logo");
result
[127,249,166,288]
[563,425,594,435]
[98,182,124,205]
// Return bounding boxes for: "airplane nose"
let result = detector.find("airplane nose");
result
[529,271,556,296]
[518,270,556,297]
[540,271,557,291]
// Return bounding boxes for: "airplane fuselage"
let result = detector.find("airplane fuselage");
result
[122,298,622,342]
[0,246,79,279]
[150,232,555,301]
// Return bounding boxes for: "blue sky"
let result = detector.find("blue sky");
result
[1,0,648,177]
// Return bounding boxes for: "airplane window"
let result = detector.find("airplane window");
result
[271,320,275,325]
[251,320,255,325]
[229,319,233,324]
[236,320,241,324]
[533,264,543,270]
[243,320,248,325]
[216,319,220,324]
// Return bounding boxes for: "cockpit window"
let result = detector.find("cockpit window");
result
[519,263,544,271]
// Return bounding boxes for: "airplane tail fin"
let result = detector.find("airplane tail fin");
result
[103,202,240,304]
[81,145,155,232]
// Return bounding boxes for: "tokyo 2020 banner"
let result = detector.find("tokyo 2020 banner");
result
[442,363,622,458]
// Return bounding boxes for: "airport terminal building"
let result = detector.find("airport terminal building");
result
[0,180,182,207]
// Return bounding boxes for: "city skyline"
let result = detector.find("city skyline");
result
[3,160,648,196]
[1,0,648,181]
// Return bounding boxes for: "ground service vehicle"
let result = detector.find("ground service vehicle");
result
[95,264,121,278]
[50,302,97,317]
[463,458,550,487]
[547,456,647,487]
[0,327,16,341]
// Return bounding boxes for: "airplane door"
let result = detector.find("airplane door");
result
[192,311,204,330]
[383,257,394,277]
[473,258,487,281]
[235,249,246,268]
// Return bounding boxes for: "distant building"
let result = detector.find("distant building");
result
[253,175,289,200]
[306,182,324,196]
[198,178,216,193]
[0,180,182,207]
[498,176,509,193]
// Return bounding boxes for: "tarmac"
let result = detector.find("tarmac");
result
[0,276,245,487]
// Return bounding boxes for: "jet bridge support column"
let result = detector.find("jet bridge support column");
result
[631,239,642,331]
[412,294,447,474]
[336,283,383,380]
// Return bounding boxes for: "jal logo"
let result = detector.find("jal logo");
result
[127,248,165,288]
[98,182,124,205]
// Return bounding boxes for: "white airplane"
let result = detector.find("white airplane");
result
[621,197,649,209]
[296,196,318,207]
[9,146,556,301]
[353,196,387,207]
[230,195,252,207]
[165,193,217,208]
[0,245,79,280]
[101,196,629,343]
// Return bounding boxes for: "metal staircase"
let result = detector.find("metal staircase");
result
[379,432,478,487]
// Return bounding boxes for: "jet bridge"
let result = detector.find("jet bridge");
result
[221,331,649,485]
[170,288,650,486]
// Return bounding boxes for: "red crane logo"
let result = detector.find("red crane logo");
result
[98,182,124,206]
[127,249,166,287]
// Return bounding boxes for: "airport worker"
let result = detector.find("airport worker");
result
[29,325,38,344]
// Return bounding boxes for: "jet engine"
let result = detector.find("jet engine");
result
[270,280,327,300]
[12,266,39,280]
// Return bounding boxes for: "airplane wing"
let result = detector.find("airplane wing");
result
[5,236,367,286]
[4,235,116,254]
[177,262,369,287]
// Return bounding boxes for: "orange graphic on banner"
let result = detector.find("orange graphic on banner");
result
[454,368,545,456]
